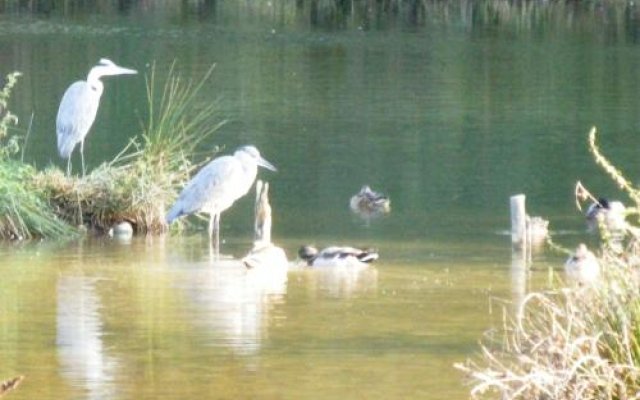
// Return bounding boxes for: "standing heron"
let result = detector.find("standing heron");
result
[56,58,137,175]
[165,145,277,251]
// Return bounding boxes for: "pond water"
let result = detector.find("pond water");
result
[1,1,640,398]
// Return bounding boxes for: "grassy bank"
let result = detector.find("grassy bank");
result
[456,128,640,399]
[0,63,225,240]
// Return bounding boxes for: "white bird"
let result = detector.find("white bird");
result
[349,185,391,215]
[56,58,137,176]
[298,245,379,268]
[564,243,600,285]
[166,145,276,251]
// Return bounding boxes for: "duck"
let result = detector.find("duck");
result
[349,185,391,215]
[526,215,549,245]
[564,243,600,285]
[586,197,627,233]
[298,245,379,268]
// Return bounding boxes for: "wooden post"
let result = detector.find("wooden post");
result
[254,180,272,244]
[510,194,526,250]
[243,180,288,270]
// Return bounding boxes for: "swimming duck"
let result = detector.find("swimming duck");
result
[564,243,600,285]
[349,185,391,215]
[298,245,379,268]
[526,215,549,245]
[586,197,627,233]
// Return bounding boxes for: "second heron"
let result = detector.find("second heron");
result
[166,145,277,252]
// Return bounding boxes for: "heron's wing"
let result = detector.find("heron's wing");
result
[172,156,246,216]
[56,81,101,158]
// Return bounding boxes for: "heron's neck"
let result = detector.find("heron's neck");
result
[236,155,258,178]
[86,68,105,93]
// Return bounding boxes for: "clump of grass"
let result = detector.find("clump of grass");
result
[0,160,75,240]
[456,127,640,399]
[456,267,640,399]
[0,72,76,239]
[35,62,226,234]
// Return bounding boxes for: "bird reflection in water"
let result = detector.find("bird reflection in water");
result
[179,260,287,360]
[56,275,119,399]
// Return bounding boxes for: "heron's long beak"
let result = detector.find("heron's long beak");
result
[112,66,138,76]
[258,156,277,172]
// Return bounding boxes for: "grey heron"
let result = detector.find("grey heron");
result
[166,145,277,251]
[56,58,137,175]
[298,245,378,268]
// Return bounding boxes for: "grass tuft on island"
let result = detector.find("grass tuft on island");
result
[0,62,225,240]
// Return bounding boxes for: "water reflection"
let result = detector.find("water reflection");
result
[6,0,640,35]
[293,265,378,299]
[56,275,118,400]
[510,251,528,308]
[176,258,287,357]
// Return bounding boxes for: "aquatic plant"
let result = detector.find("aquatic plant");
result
[456,127,640,399]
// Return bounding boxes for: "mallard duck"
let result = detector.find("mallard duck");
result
[298,245,379,268]
[349,185,391,215]
[586,197,627,233]
[564,243,600,284]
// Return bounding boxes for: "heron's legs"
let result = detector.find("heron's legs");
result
[66,157,72,176]
[208,214,214,239]
[208,213,221,255]
[80,140,86,177]
[214,214,220,253]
